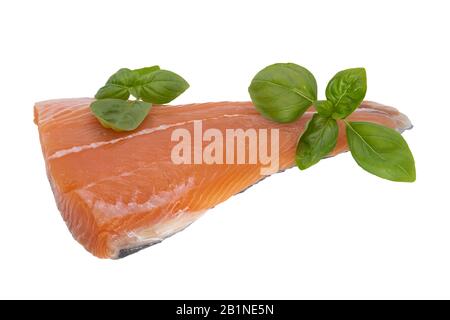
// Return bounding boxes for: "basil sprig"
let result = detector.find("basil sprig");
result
[91,66,189,131]
[249,63,416,182]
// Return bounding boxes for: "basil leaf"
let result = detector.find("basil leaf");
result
[314,100,334,117]
[95,84,130,100]
[346,121,416,182]
[132,65,160,77]
[248,63,317,123]
[296,114,338,170]
[134,70,190,104]
[106,68,137,87]
[95,66,162,100]
[95,68,137,100]
[130,66,160,98]
[90,99,151,132]
[326,68,367,119]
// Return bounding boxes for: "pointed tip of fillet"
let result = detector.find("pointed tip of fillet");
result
[358,101,413,133]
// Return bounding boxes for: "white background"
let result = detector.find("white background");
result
[0,0,449,299]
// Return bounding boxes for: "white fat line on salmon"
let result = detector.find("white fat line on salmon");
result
[171,120,280,175]
[47,114,244,160]
[77,177,195,216]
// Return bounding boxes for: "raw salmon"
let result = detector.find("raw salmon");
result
[34,98,412,258]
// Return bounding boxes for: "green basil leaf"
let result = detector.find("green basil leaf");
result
[134,70,189,104]
[106,68,137,87]
[132,65,160,77]
[314,100,334,117]
[326,68,367,119]
[248,63,317,123]
[346,121,416,182]
[296,114,338,170]
[129,67,160,98]
[95,68,137,100]
[95,84,130,100]
[90,99,151,132]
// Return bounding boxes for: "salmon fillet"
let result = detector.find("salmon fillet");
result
[34,98,412,258]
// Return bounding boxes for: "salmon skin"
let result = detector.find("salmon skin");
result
[34,98,412,258]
